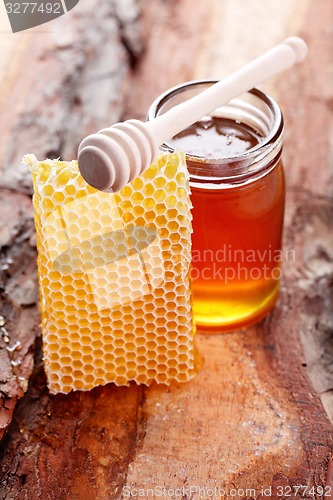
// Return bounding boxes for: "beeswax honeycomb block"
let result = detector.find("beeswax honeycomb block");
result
[26,153,196,393]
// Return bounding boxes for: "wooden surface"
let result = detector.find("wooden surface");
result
[0,0,333,498]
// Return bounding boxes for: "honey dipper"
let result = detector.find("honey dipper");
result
[78,37,307,192]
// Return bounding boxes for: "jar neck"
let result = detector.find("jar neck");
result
[148,81,284,186]
[186,141,283,189]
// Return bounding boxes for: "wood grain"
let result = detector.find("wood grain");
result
[0,0,332,498]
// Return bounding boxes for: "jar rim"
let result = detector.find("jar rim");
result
[147,80,284,185]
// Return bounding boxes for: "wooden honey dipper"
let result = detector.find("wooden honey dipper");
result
[78,37,307,192]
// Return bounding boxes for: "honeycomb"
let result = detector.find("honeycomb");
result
[25,152,196,394]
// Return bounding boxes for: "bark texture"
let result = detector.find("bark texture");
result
[0,0,332,498]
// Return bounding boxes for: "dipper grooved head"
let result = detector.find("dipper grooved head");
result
[78,120,158,192]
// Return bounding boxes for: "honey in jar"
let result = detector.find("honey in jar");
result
[148,82,285,332]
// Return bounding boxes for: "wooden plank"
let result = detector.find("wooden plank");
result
[0,0,332,497]
[274,0,333,424]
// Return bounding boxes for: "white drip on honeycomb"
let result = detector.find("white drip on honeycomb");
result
[25,152,196,394]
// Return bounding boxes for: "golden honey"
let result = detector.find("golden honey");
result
[189,155,285,331]
[149,82,285,332]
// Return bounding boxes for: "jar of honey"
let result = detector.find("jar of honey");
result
[148,81,285,332]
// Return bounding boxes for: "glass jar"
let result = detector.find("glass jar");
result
[148,81,285,332]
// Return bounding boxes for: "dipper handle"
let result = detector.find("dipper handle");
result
[78,37,308,192]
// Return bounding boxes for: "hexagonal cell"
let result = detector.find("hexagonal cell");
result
[168,326,181,339]
[59,356,73,365]
[141,313,154,323]
[47,334,59,344]
[132,216,146,227]
[135,318,146,328]
[176,373,189,383]
[167,358,178,368]
[152,172,166,187]
[131,175,144,190]
[146,340,157,350]
[94,368,106,378]
[171,233,181,243]
[64,184,77,196]
[157,354,168,364]
[114,348,126,359]
[69,339,82,357]
[151,287,165,298]
[136,355,147,365]
[125,370,135,380]
[135,374,147,385]
[116,365,126,376]
[90,276,109,289]
[43,198,55,211]
[94,358,104,368]
[59,346,71,356]
[146,359,156,368]
[124,340,136,353]
[84,364,95,374]
[166,195,178,208]
[143,197,156,210]
[50,358,61,375]
[132,192,144,204]
[177,353,190,364]
[61,375,74,386]
[92,340,103,349]
[132,206,144,218]
[43,185,54,196]
[93,349,105,359]
[155,214,167,226]
[166,349,178,359]
[145,322,156,333]
[156,373,168,383]
[168,367,179,378]
[114,376,129,386]
[153,297,166,308]
[175,171,186,184]
[72,369,85,379]
[125,360,136,370]
[123,212,136,224]
[134,338,146,349]
[73,287,87,301]
[176,344,189,354]
[80,336,92,346]
[54,191,65,203]
[66,293,78,305]
[49,371,60,382]
[85,374,95,384]
[167,320,178,331]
